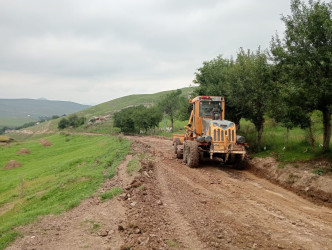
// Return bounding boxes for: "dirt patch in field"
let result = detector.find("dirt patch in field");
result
[17,148,31,155]
[249,157,332,207]
[39,139,52,147]
[4,160,22,169]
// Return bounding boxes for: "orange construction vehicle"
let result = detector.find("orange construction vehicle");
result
[173,96,246,168]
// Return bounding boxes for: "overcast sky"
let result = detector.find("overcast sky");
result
[0,0,293,105]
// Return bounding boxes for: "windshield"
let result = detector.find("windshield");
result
[199,101,222,117]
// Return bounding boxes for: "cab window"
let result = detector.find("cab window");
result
[199,101,222,117]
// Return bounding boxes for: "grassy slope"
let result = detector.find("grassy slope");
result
[11,87,194,136]
[0,134,131,249]
[76,87,193,118]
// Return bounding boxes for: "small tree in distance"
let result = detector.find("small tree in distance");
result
[158,89,186,132]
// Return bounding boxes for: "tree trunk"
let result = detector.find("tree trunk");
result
[257,125,263,152]
[286,127,289,148]
[170,116,174,132]
[308,124,316,152]
[322,108,331,153]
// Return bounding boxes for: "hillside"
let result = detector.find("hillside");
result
[0,99,90,127]
[75,87,193,118]
[6,87,193,136]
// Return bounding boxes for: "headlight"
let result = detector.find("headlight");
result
[236,136,246,144]
[205,136,212,143]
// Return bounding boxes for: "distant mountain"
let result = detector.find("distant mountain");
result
[0,99,90,127]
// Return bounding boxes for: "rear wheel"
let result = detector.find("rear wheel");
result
[173,138,180,154]
[187,141,199,168]
[183,141,189,163]
[176,148,183,159]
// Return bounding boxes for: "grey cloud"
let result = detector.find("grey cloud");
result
[0,0,293,104]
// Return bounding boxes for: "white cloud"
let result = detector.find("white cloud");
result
[0,0,293,104]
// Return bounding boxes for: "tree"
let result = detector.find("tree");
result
[193,49,274,150]
[58,115,86,129]
[58,118,69,129]
[231,48,274,150]
[193,56,243,127]
[158,89,185,132]
[113,105,162,133]
[113,107,136,133]
[271,0,332,152]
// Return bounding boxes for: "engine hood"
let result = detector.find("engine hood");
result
[203,119,235,134]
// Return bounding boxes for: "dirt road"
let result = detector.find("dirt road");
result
[9,136,332,250]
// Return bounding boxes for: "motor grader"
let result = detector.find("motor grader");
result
[173,96,246,168]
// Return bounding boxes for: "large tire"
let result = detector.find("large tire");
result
[183,141,189,163]
[234,155,246,170]
[187,141,199,168]
[176,148,183,159]
[173,138,180,154]
[227,154,236,164]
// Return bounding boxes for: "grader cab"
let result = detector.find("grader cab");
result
[173,96,246,168]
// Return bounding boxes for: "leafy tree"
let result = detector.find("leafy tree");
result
[58,118,69,129]
[231,48,273,150]
[58,115,86,129]
[113,105,162,133]
[158,89,186,132]
[193,56,243,126]
[113,107,136,133]
[271,0,332,152]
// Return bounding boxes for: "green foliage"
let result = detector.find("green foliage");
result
[99,187,123,201]
[0,134,131,249]
[51,115,60,120]
[232,48,273,150]
[193,48,274,150]
[193,56,241,124]
[58,115,86,129]
[113,105,162,133]
[271,0,332,152]
[158,89,188,131]
[58,118,69,129]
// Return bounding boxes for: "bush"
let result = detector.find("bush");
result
[58,115,86,129]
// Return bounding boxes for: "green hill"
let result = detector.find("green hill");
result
[75,87,193,118]
[7,87,193,136]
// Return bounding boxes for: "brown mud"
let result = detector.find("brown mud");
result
[7,136,332,250]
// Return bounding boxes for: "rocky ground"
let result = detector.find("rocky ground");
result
[8,136,332,250]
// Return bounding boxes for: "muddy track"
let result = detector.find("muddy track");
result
[126,136,332,249]
[8,136,332,250]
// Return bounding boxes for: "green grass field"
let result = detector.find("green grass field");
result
[239,118,332,162]
[0,134,131,249]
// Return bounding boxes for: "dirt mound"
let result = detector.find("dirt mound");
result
[4,160,22,169]
[249,157,332,207]
[17,148,31,155]
[39,139,52,147]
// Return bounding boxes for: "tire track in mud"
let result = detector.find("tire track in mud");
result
[7,135,332,250]
[135,136,332,250]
